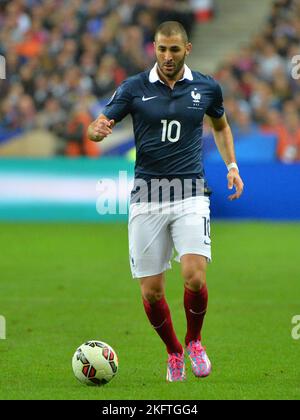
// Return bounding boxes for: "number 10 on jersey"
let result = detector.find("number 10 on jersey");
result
[161,120,181,143]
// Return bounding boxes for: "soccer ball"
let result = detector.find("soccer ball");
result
[72,340,118,386]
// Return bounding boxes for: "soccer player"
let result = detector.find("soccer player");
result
[88,21,244,382]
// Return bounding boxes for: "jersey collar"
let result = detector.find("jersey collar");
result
[149,63,193,84]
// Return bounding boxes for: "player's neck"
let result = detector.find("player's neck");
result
[157,66,185,90]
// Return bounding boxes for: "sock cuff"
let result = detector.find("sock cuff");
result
[184,284,207,296]
[142,295,166,308]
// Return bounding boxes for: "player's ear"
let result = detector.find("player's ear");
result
[186,42,192,56]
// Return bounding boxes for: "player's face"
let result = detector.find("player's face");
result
[154,34,192,80]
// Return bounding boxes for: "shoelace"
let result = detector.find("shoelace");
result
[168,354,184,372]
[189,343,206,360]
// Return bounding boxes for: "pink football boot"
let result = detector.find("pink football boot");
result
[166,352,186,382]
[186,340,212,378]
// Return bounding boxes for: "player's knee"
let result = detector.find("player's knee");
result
[140,275,164,304]
[142,289,164,304]
[183,268,206,291]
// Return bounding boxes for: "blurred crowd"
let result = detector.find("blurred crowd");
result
[215,0,300,162]
[0,0,195,156]
[1,0,300,162]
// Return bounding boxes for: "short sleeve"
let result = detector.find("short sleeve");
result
[102,80,132,123]
[205,81,224,119]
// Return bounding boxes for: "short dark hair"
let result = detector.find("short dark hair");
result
[155,21,189,43]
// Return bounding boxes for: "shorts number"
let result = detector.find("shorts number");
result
[161,120,181,143]
[202,216,210,238]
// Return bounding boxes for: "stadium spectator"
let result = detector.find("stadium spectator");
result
[65,105,99,157]
[276,111,300,162]
[190,0,215,23]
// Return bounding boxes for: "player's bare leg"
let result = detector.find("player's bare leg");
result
[181,254,212,377]
[140,273,166,304]
[140,273,185,382]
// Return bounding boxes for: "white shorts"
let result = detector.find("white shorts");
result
[128,196,211,278]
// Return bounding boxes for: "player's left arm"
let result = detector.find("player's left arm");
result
[206,113,244,201]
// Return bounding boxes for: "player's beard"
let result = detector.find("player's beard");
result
[159,53,186,81]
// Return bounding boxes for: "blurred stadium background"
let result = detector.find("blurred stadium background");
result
[0,0,299,221]
[1,0,300,401]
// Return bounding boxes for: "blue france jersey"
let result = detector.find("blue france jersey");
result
[102,64,224,189]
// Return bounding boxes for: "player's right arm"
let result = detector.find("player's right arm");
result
[88,80,132,142]
[87,114,115,142]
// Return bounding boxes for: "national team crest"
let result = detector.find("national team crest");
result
[191,89,201,104]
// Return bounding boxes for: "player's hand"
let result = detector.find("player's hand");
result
[91,118,115,140]
[227,169,244,201]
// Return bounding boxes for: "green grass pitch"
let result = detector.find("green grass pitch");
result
[0,222,299,400]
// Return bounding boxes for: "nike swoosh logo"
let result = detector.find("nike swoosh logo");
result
[189,309,207,315]
[142,95,158,102]
[204,240,211,246]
